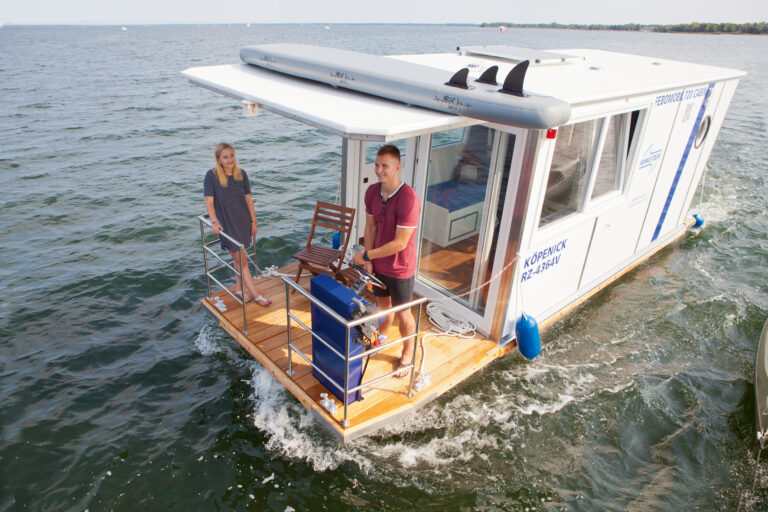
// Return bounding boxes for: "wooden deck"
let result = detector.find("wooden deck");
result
[199,218,695,441]
[200,262,510,442]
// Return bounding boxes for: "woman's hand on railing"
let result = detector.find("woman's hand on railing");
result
[211,220,223,235]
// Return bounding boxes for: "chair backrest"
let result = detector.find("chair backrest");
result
[306,201,356,250]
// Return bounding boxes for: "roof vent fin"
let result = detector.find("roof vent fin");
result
[476,65,499,85]
[445,67,470,89]
[500,60,529,96]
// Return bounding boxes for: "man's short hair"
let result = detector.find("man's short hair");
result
[376,144,400,162]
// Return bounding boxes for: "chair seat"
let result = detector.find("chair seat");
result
[293,244,343,267]
[292,201,356,286]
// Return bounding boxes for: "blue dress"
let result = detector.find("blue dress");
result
[203,169,253,252]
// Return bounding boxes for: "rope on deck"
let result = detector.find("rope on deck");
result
[259,265,312,280]
[416,302,477,383]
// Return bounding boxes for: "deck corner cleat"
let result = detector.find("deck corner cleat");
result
[213,297,227,312]
[319,393,339,414]
[413,372,431,392]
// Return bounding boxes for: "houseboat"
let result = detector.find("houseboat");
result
[183,44,744,441]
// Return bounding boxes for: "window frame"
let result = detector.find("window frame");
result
[584,113,630,205]
[536,108,646,230]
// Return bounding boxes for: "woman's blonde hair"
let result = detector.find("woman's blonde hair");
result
[214,142,243,187]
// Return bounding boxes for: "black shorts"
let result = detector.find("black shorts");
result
[372,273,415,307]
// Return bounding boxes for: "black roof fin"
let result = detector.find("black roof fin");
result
[445,68,470,89]
[476,65,499,85]
[500,60,529,96]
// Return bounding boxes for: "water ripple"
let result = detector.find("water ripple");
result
[0,24,766,511]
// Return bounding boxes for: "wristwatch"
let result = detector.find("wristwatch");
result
[362,250,371,262]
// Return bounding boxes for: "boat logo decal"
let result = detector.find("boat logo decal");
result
[329,71,356,86]
[260,55,277,65]
[654,86,708,107]
[521,238,567,282]
[639,145,663,174]
[432,95,471,113]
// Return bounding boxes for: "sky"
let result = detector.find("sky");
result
[1,0,766,26]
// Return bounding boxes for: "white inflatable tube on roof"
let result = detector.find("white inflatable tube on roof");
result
[239,44,571,129]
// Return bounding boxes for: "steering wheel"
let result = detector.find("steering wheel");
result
[347,263,387,290]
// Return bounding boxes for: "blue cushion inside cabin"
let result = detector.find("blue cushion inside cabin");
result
[426,180,487,212]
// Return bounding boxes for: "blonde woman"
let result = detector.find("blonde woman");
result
[204,142,271,306]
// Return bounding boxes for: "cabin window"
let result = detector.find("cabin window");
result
[538,119,601,226]
[694,115,711,148]
[432,127,467,147]
[538,110,643,227]
[365,139,407,163]
[627,110,640,156]
[590,115,623,199]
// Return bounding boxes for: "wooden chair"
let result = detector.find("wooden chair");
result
[293,201,356,286]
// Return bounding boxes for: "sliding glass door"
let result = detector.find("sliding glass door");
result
[415,125,526,332]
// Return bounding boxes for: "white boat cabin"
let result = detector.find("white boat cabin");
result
[185,45,743,342]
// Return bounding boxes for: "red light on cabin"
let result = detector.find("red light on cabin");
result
[546,129,557,139]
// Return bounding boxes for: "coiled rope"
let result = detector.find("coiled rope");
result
[258,264,312,280]
[413,254,522,377]
[416,302,478,376]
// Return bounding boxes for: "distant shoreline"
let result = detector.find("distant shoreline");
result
[1,22,766,35]
[482,22,768,35]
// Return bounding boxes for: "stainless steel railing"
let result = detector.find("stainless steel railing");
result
[282,275,426,427]
[198,214,259,335]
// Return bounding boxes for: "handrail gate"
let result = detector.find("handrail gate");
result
[282,276,426,427]
[198,214,259,334]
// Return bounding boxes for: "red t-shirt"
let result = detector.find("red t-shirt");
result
[364,182,421,279]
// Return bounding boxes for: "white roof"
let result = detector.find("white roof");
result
[183,48,744,139]
[396,48,745,105]
[182,63,475,141]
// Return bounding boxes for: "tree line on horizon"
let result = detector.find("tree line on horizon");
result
[481,22,768,35]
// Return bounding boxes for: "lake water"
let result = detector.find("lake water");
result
[1,24,767,511]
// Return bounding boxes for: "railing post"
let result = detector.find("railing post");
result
[285,280,294,377]
[342,323,351,427]
[239,245,248,335]
[199,217,212,299]
[407,302,423,398]
[252,237,259,275]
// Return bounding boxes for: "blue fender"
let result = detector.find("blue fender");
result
[515,313,541,360]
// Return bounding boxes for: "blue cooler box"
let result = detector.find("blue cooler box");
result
[310,274,364,405]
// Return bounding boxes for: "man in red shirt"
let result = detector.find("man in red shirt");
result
[352,145,421,378]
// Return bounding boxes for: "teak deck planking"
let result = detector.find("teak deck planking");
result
[199,262,502,441]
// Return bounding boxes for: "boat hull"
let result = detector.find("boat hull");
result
[755,317,768,437]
